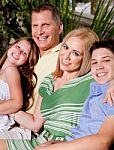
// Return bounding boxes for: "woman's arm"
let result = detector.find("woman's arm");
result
[35,116,114,150]
[13,95,45,132]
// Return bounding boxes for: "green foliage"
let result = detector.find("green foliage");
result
[0,0,78,54]
[0,0,114,57]
[91,0,114,39]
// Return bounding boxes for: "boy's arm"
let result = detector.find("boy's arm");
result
[35,116,114,150]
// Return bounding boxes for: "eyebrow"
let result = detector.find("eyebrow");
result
[91,56,113,61]
[64,43,83,55]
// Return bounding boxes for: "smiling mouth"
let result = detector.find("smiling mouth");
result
[97,72,106,77]
[62,60,71,66]
[36,36,49,41]
[12,53,19,60]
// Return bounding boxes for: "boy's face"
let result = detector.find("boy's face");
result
[91,48,114,84]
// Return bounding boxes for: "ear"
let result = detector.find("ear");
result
[59,21,63,34]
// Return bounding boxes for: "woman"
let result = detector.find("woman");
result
[35,39,114,150]
[0,27,99,149]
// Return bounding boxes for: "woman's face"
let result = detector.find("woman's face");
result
[7,40,31,66]
[91,48,114,84]
[59,37,85,74]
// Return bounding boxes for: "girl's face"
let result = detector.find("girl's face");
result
[59,37,85,74]
[91,48,114,84]
[7,40,31,66]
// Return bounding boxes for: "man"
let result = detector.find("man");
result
[30,3,63,112]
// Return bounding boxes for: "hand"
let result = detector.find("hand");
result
[103,80,114,106]
[9,113,16,120]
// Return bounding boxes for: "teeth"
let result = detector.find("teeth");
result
[38,36,47,41]
[97,73,106,77]
[62,60,69,65]
[12,53,19,60]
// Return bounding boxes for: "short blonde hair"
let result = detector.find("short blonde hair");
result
[53,27,99,78]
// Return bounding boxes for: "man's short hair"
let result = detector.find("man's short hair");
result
[32,3,61,24]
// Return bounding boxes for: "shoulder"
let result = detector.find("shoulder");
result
[50,43,62,52]
[40,74,53,88]
[5,66,20,81]
[39,74,54,97]
[69,72,93,87]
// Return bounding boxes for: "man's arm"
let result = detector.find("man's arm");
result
[35,116,114,150]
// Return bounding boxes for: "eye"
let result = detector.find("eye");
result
[33,24,38,28]
[23,51,28,56]
[103,59,110,62]
[72,50,80,56]
[42,23,49,28]
[91,61,97,65]
[63,44,68,50]
[16,44,20,49]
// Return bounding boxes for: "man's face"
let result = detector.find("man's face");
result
[32,10,63,55]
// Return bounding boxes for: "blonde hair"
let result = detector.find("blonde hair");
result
[53,27,99,78]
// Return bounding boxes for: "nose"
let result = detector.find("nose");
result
[16,50,20,55]
[16,49,22,56]
[96,62,104,70]
[64,52,71,60]
[35,26,44,35]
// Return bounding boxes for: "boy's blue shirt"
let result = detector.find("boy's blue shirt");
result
[67,82,114,141]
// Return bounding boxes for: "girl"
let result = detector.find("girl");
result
[0,37,39,139]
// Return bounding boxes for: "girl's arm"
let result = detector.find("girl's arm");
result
[12,95,45,132]
[0,67,23,114]
[35,116,114,150]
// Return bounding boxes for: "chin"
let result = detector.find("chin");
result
[96,80,108,85]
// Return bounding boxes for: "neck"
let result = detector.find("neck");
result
[54,71,79,91]
[39,51,46,57]
[39,42,59,57]
[62,71,79,82]
[1,59,16,70]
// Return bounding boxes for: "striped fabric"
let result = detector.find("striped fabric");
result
[7,72,93,150]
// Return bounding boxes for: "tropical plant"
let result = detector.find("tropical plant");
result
[0,0,78,56]
[0,0,114,57]
[91,0,114,39]
[0,0,42,55]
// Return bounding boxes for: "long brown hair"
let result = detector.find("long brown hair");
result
[0,37,39,111]
[53,27,99,78]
